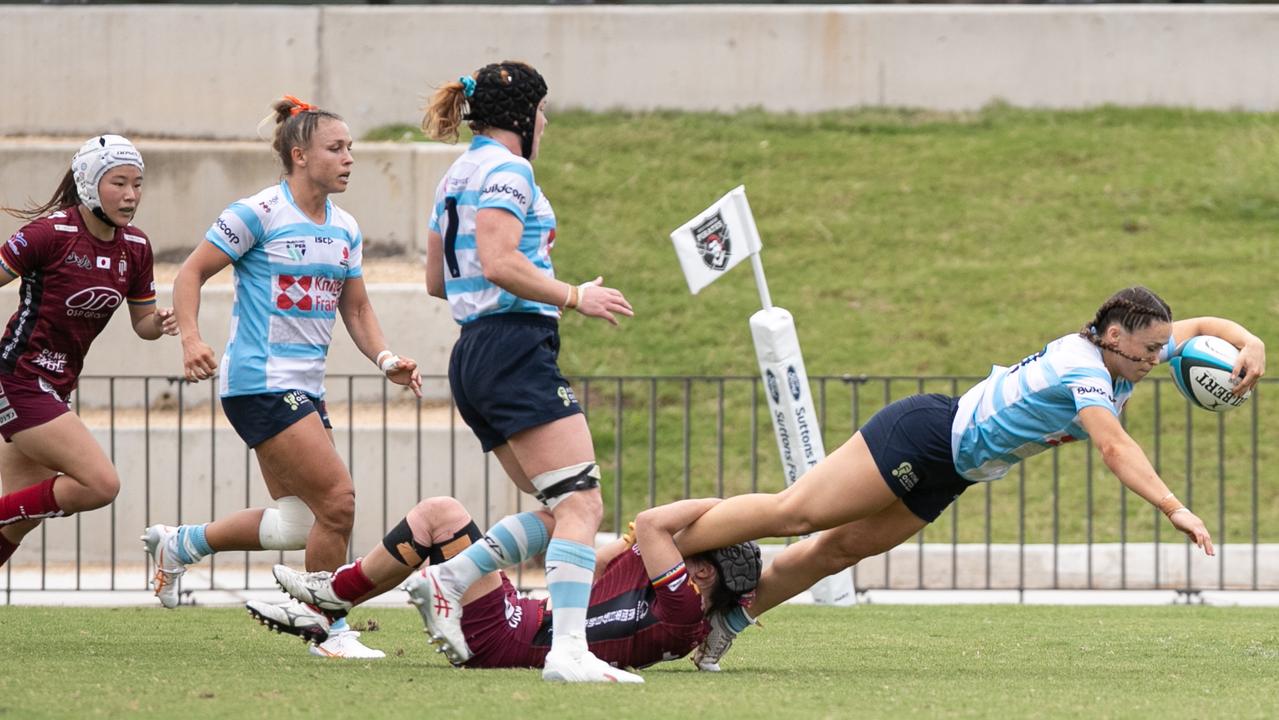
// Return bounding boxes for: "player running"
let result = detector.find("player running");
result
[142,96,421,659]
[0,135,177,567]
[413,60,634,681]
[673,287,1265,670]
[247,495,758,680]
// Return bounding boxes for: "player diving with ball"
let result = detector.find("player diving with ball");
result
[672,286,1264,670]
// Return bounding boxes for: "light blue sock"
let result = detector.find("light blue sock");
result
[439,512,550,590]
[174,524,213,565]
[724,605,754,634]
[545,539,595,652]
[330,617,349,633]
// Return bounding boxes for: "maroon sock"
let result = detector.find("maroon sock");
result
[331,559,376,603]
[0,532,18,567]
[0,476,62,526]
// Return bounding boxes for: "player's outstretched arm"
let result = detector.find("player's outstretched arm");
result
[1078,406,1214,556]
[633,498,721,577]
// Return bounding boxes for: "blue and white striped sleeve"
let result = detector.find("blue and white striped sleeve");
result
[1061,367,1119,415]
[478,160,535,220]
[205,202,262,261]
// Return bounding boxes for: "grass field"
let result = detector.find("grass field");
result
[4,604,1277,719]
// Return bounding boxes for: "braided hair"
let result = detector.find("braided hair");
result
[1080,286,1173,361]
[423,61,547,160]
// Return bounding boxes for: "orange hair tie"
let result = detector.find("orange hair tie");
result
[283,94,316,116]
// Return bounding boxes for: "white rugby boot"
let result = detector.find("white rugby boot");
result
[691,611,739,672]
[141,524,185,609]
[310,628,386,660]
[402,564,471,665]
[246,599,332,645]
[542,644,645,684]
[272,565,352,618]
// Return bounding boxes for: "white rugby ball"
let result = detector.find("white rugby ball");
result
[1169,335,1250,412]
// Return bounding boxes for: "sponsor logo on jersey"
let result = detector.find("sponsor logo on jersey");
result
[276,275,343,312]
[65,286,122,318]
[481,182,528,207]
[285,239,307,261]
[692,211,731,271]
[891,461,920,491]
[215,217,241,246]
[1044,431,1078,447]
[6,232,27,256]
[504,597,524,629]
[64,251,93,270]
[32,349,68,374]
[117,256,128,280]
[1072,385,1114,402]
[54,224,77,232]
[339,246,350,269]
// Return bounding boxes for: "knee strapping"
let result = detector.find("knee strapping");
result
[428,521,482,566]
[530,462,601,511]
[259,496,313,550]
[382,518,482,568]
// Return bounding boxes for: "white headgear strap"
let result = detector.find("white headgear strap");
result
[71,135,144,223]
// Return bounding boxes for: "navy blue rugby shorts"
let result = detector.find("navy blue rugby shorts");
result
[222,390,332,448]
[449,313,582,452]
[859,393,975,522]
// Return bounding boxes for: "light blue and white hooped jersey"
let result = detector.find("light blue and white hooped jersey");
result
[204,181,363,398]
[429,135,558,325]
[951,333,1175,483]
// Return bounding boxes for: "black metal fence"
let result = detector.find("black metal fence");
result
[2,373,1273,604]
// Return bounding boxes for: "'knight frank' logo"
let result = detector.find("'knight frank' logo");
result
[692,211,731,271]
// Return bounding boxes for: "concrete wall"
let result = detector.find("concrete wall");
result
[6,424,520,567]
[0,140,462,257]
[0,282,458,406]
[3,6,1279,142]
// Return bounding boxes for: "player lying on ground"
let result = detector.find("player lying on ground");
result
[248,496,759,682]
[672,286,1265,670]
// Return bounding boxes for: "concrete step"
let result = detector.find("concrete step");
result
[0,139,462,260]
[0,282,459,406]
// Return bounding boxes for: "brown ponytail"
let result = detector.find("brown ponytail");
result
[3,168,81,221]
[422,80,472,143]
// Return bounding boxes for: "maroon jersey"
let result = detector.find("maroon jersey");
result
[463,545,709,670]
[0,209,156,397]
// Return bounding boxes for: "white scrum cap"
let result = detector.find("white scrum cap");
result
[71,135,145,218]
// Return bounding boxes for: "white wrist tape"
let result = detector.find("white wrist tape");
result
[376,350,400,373]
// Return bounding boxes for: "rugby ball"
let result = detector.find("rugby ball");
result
[1169,336,1250,412]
